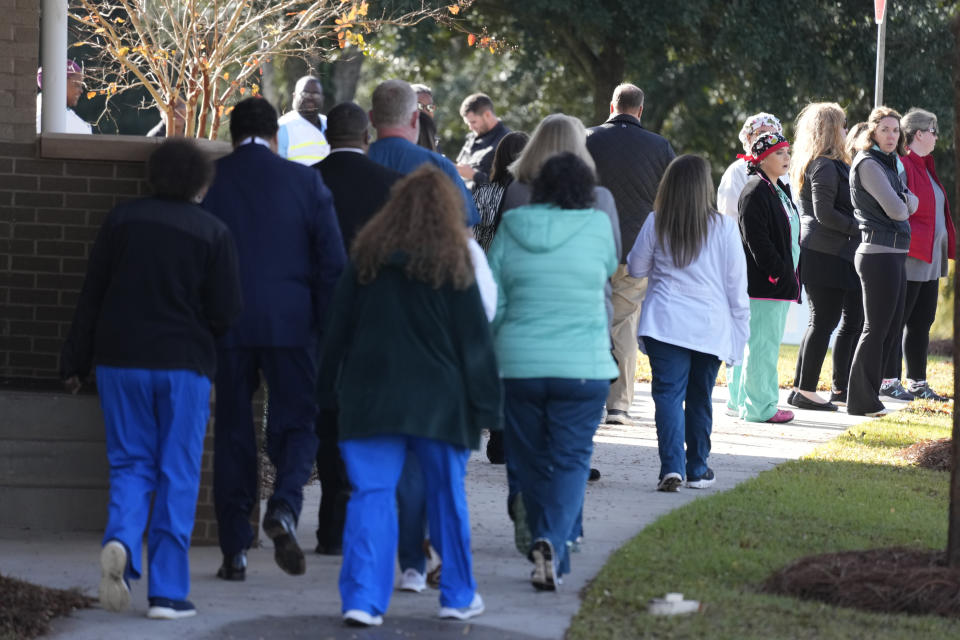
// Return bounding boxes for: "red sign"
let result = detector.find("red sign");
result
[875,0,887,24]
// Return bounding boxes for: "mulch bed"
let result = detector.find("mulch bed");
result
[0,572,93,639]
[761,547,960,618]
[899,438,953,472]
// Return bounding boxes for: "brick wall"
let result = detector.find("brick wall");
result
[0,140,150,380]
[0,0,39,143]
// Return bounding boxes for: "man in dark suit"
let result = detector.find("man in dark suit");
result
[310,102,402,555]
[202,97,347,580]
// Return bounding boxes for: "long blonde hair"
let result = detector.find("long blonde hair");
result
[653,154,717,269]
[509,113,595,184]
[789,102,850,194]
[351,165,474,289]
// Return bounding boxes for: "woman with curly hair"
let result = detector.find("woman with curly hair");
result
[489,152,617,591]
[318,165,501,627]
[787,102,860,411]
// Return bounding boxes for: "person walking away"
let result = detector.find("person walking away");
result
[318,166,501,627]
[627,154,748,491]
[489,153,617,591]
[60,140,243,619]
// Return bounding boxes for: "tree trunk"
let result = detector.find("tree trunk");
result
[590,46,625,127]
[947,9,960,569]
[332,49,364,104]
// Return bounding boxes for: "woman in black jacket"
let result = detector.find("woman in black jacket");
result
[727,132,800,424]
[787,103,860,411]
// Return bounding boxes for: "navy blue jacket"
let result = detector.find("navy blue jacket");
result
[202,142,347,348]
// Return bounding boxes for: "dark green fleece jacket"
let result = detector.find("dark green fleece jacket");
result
[318,258,502,450]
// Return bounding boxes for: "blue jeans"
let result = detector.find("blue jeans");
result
[339,436,476,616]
[503,377,607,576]
[97,366,210,601]
[644,337,721,480]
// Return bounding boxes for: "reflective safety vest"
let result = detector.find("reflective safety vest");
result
[277,111,330,165]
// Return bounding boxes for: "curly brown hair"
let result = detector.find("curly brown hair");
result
[351,165,475,289]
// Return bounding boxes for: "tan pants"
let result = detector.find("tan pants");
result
[606,265,647,412]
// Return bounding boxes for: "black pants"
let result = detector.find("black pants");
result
[883,278,940,382]
[315,407,350,551]
[793,283,863,392]
[847,252,907,414]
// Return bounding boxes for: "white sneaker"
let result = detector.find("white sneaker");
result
[343,609,383,627]
[398,568,427,593]
[99,540,131,612]
[656,472,683,492]
[438,593,485,620]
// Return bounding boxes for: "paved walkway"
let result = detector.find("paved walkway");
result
[0,383,899,639]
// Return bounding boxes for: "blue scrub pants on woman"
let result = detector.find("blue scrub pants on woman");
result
[96,365,211,601]
[644,337,722,481]
[503,378,607,577]
[339,435,477,617]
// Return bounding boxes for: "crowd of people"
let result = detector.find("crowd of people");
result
[59,72,952,627]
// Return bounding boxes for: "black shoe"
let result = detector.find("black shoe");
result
[829,390,847,406]
[787,391,838,412]
[486,430,506,464]
[908,381,948,402]
[588,468,601,482]
[216,551,247,581]
[263,504,306,575]
[314,541,342,556]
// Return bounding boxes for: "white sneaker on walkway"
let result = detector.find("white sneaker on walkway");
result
[438,593,485,620]
[656,472,683,492]
[99,540,131,612]
[398,568,427,593]
[343,609,383,627]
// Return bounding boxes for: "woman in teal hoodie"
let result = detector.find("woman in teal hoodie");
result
[488,153,618,591]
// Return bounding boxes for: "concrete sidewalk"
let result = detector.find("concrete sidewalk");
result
[0,383,898,639]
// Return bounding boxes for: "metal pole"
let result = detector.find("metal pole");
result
[40,0,68,133]
[874,16,887,108]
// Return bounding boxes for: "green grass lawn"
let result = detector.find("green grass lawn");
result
[635,344,954,398]
[569,405,958,639]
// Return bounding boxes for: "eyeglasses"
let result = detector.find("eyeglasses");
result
[927,128,939,137]
[417,102,436,114]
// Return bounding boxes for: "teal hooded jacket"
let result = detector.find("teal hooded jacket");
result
[488,203,619,380]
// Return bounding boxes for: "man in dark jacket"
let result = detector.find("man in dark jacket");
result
[586,83,676,425]
[202,97,347,581]
[310,101,402,555]
[61,139,243,619]
[455,93,510,190]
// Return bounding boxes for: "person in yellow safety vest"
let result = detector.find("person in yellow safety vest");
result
[277,76,331,165]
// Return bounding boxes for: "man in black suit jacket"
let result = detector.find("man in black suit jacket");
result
[310,102,402,555]
[315,102,403,249]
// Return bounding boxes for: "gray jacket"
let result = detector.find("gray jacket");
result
[586,114,675,262]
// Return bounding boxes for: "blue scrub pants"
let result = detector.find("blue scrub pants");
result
[339,436,476,617]
[644,337,722,480]
[96,365,210,601]
[503,378,607,577]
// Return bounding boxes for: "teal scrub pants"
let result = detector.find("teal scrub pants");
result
[728,299,791,422]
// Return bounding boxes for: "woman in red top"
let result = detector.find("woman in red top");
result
[881,108,955,401]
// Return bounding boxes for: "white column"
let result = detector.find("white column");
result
[40,0,68,133]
